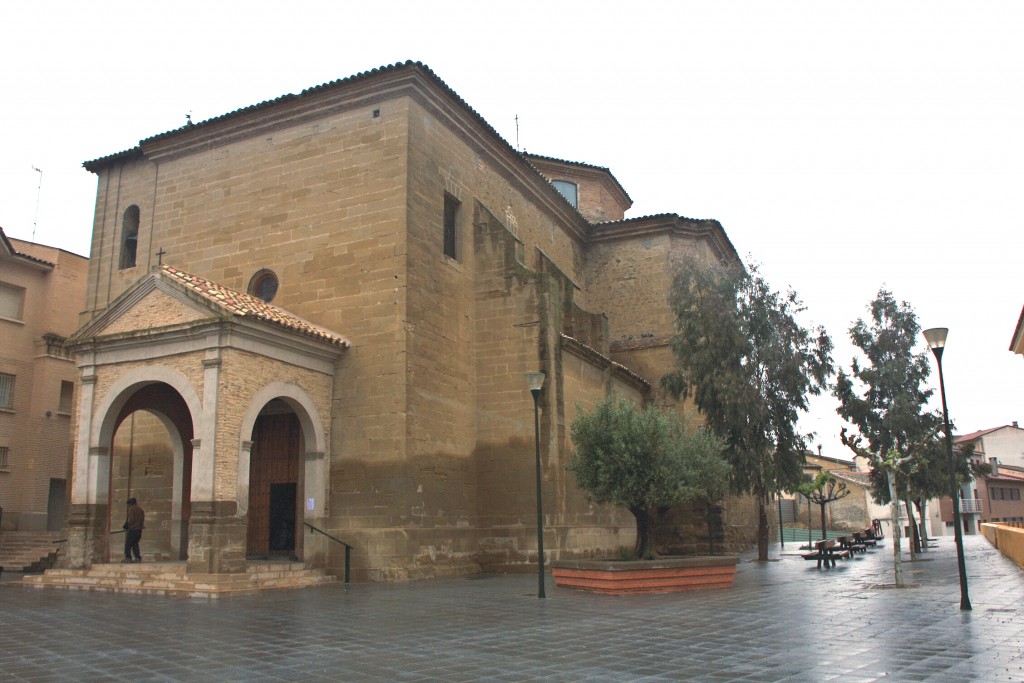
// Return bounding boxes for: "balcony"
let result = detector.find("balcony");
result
[960,499,983,514]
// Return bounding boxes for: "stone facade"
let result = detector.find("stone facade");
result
[0,231,88,531]
[68,62,753,581]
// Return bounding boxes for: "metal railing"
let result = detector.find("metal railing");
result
[961,499,984,514]
[303,522,352,584]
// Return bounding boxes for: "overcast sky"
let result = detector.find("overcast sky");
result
[2,1,1022,458]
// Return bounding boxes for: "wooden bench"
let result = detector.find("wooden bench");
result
[837,535,867,554]
[802,539,851,568]
[854,531,878,549]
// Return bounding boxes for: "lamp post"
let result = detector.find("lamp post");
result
[525,371,546,599]
[922,327,972,611]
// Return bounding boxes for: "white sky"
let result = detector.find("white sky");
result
[2,1,1022,458]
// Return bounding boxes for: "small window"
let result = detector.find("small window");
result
[0,446,8,470]
[0,282,24,320]
[0,373,13,409]
[443,193,460,260]
[120,205,140,270]
[58,381,74,414]
[248,270,279,303]
[551,180,578,209]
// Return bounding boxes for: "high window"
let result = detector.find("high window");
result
[248,270,279,303]
[0,282,24,320]
[444,193,460,260]
[0,373,14,409]
[0,446,8,470]
[120,205,140,269]
[58,381,74,414]
[551,180,578,209]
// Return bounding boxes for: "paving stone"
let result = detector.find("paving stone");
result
[2,536,1023,680]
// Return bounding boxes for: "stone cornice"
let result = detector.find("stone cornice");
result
[69,316,342,375]
[589,214,740,263]
[560,334,650,394]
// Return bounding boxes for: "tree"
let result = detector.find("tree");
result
[796,472,851,541]
[835,289,942,574]
[662,257,834,561]
[568,395,728,559]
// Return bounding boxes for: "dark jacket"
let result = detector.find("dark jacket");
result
[124,503,145,531]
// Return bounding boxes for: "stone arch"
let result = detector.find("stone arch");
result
[93,366,203,451]
[86,365,203,561]
[236,382,327,518]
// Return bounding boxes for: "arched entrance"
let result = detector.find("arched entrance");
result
[106,382,194,562]
[246,401,303,560]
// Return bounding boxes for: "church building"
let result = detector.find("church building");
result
[62,61,742,584]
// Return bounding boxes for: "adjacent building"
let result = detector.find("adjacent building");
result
[929,424,1024,535]
[0,229,88,531]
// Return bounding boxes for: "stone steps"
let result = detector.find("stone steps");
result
[0,531,64,572]
[21,560,336,598]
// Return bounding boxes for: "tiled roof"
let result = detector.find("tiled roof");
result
[85,61,509,173]
[522,153,633,204]
[992,467,1024,482]
[954,425,1017,443]
[0,226,55,267]
[829,470,874,488]
[160,266,349,348]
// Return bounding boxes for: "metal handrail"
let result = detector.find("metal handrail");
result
[303,522,352,584]
[961,499,984,514]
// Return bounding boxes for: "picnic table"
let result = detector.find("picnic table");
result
[802,539,851,568]
[836,535,867,554]
[854,530,878,548]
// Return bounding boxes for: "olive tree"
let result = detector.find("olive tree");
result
[568,395,727,559]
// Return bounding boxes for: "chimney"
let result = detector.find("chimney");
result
[1013,421,1019,428]
[989,457,999,477]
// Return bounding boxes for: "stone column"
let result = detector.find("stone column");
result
[62,503,106,569]
[302,450,326,566]
[186,500,246,574]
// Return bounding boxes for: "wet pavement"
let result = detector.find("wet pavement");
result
[1,535,1022,682]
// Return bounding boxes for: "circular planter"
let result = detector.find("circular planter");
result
[551,555,739,595]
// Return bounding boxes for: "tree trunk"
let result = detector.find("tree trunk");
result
[886,471,903,586]
[819,502,828,541]
[633,507,654,559]
[757,497,769,561]
[904,498,918,559]
[915,499,929,549]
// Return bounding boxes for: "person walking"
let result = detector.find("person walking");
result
[122,497,145,563]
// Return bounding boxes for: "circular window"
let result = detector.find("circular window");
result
[249,270,279,303]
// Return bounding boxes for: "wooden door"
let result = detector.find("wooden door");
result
[247,413,300,557]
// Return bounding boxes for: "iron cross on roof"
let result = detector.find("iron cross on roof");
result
[156,247,166,266]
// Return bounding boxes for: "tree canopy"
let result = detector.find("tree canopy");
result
[796,471,851,541]
[568,395,727,559]
[835,288,941,460]
[661,256,834,560]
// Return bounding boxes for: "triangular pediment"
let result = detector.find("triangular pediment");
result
[102,287,213,336]
[70,267,349,352]
[72,272,225,341]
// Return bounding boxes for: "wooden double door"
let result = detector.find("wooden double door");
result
[247,413,302,558]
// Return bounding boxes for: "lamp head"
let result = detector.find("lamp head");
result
[923,327,948,361]
[525,371,545,398]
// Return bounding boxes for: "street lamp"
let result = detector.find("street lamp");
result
[923,327,972,611]
[525,371,546,599]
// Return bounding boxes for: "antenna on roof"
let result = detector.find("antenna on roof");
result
[31,166,42,243]
[186,111,194,126]
[515,114,520,152]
